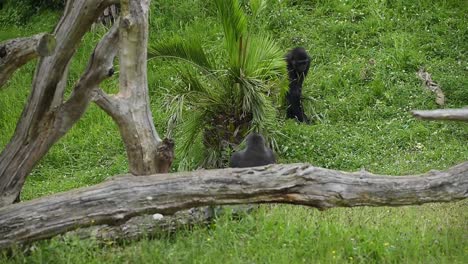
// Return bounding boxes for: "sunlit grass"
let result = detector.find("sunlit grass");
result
[0,0,467,263]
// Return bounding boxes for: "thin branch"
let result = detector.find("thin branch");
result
[0,162,466,249]
[60,20,120,127]
[0,33,56,88]
[412,109,468,121]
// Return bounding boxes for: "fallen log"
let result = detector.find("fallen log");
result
[411,109,468,121]
[65,207,213,242]
[0,162,467,249]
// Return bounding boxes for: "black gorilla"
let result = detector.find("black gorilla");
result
[230,133,276,168]
[285,47,310,123]
[201,133,276,220]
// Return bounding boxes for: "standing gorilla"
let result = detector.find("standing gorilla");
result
[230,133,276,168]
[285,47,311,123]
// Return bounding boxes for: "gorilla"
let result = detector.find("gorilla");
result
[230,133,276,168]
[211,132,275,218]
[285,47,311,123]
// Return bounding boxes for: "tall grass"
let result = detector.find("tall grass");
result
[0,0,467,263]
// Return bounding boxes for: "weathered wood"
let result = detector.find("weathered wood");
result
[0,0,172,207]
[0,33,56,88]
[0,162,466,249]
[0,0,119,207]
[412,109,468,121]
[417,68,445,106]
[65,208,212,242]
[93,0,174,175]
[96,4,119,26]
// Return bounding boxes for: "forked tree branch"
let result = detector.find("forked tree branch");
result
[91,88,122,118]
[59,21,120,131]
[0,1,120,206]
[91,0,172,175]
[412,109,468,121]
[0,33,56,88]
[0,162,466,249]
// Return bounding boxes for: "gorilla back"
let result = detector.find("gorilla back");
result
[230,133,276,168]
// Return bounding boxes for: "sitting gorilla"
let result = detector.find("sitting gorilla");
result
[230,133,276,168]
[285,47,311,123]
[214,132,275,218]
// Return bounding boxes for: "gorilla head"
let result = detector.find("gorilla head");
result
[229,133,276,168]
[286,47,311,77]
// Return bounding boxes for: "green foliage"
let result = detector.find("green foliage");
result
[0,0,467,262]
[249,0,267,17]
[0,0,64,25]
[148,0,285,169]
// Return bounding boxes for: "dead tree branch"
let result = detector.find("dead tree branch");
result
[417,68,445,106]
[0,0,119,207]
[412,109,468,121]
[0,33,56,88]
[0,162,466,249]
[0,0,172,207]
[92,0,173,174]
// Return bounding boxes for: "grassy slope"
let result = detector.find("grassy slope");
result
[1,0,467,263]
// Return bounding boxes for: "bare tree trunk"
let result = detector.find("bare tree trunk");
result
[92,0,174,175]
[0,0,173,207]
[0,162,466,249]
[0,0,119,207]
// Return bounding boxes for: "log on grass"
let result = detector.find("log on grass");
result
[412,109,468,121]
[66,208,213,242]
[0,162,467,249]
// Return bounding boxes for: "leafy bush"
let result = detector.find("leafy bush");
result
[149,0,285,169]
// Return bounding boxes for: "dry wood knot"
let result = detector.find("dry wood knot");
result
[156,138,175,161]
[122,17,132,29]
[107,68,115,77]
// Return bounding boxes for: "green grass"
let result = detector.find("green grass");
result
[3,203,467,263]
[0,0,467,263]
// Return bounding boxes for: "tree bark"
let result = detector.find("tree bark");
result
[0,162,466,249]
[412,109,468,121]
[0,33,56,88]
[0,0,119,207]
[96,4,119,27]
[92,0,174,175]
[65,208,212,242]
[0,0,173,207]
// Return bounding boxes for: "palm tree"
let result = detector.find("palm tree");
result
[148,0,285,169]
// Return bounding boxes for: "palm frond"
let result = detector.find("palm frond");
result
[214,0,248,70]
[148,35,214,71]
[242,34,286,80]
[164,69,224,135]
[214,0,247,45]
[176,111,207,168]
[250,0,267,17]
[238,79,270,121]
